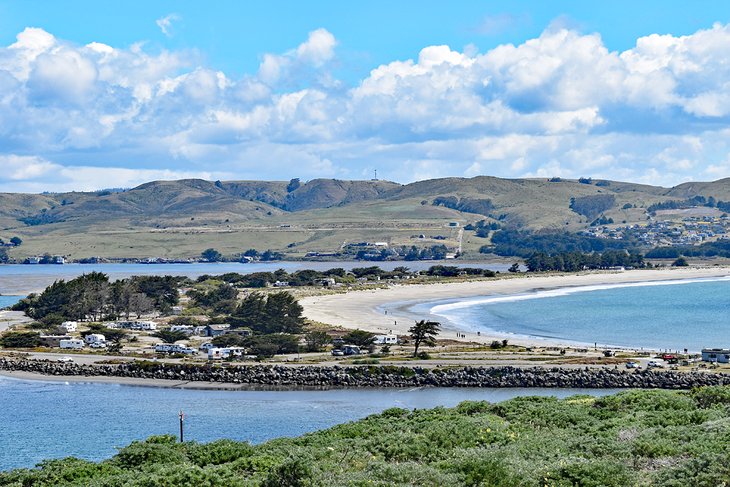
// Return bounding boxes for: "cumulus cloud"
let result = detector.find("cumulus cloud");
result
[257,28,337,86]
[0,154,229,192]
[3,23,730,192]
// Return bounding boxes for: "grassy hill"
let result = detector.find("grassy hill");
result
[1,387,729,486]
[0,176,728,260]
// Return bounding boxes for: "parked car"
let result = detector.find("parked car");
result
[331,349,344,356]
[647,360,664,368]
[57,356,74,363]
[625,361,639,369]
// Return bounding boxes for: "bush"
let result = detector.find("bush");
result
[0,331,41,348]
[261,458,312,487]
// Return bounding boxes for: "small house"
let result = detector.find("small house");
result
[701,348,730,363]
[204,324,231,337]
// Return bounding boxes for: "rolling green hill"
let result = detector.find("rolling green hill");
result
[0,176,728,260]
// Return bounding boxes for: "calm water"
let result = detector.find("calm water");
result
[0,376,619,470]
[0,261,509,295]
[0,295,19,308]
[428,277,730,352]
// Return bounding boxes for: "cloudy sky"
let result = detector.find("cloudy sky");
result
[2,0,730,192]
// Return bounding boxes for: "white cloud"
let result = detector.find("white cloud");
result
[156,14,180,37]
[0,154,229,192]
[3,24,730,192]
[256,28,337,86]
[296,28,337,66]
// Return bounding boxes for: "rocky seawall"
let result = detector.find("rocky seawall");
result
[0,358,727,389]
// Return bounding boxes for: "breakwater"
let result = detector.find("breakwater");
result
[0,358,726,389]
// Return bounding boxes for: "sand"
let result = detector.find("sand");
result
[300,267,730,348]
[0,370,327,390]
[0,311,32,332]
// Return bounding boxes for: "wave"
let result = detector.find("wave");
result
[429,275,730,315]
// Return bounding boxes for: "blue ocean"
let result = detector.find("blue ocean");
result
[429,277,730,352]
[0,295,20,309]
[0,377,618,470]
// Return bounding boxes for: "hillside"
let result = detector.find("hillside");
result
[0,175,728,260]
[1,387,729,486]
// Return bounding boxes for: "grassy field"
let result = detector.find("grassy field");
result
[1,387,729,486]
[2,176,729,260]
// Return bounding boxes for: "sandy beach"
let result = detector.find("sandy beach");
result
[300,267,730,348]
[0,311,32,332]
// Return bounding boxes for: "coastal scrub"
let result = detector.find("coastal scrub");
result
[1,387,729,486]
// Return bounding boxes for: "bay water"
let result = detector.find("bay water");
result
[428,277,730,352]
[0,376,619,470]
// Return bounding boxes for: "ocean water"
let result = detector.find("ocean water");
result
[0,376,619,470]
[429,277,730,352]
[0,295,20,309]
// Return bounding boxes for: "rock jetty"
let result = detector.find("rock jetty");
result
[0,358,726,389]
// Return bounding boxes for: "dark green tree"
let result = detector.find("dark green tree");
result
[201,248,223,262]
[342,329,376,348]
[153,330,189,344]
[409,320,441,357]
[304,331,331,352]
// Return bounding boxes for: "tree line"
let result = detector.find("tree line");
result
[482,228,637,258]
[11,272,181,322]
[525,250,645,272]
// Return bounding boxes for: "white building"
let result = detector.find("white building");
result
[60,339,84,350]
[60,321,78,332]
[701,348,730,363]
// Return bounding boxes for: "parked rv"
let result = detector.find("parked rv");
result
[60,339,84,350]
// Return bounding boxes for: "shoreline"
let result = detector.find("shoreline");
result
[1,358,726,390]
[300,267,730,350]
[0,370,338,391]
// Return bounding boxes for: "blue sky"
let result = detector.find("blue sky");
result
[2,1,730,191]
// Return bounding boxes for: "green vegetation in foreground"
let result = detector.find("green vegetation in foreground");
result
[2,387,730,486]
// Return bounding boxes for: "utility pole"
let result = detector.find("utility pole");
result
[374,169,378,180]
[179,410,185,443]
